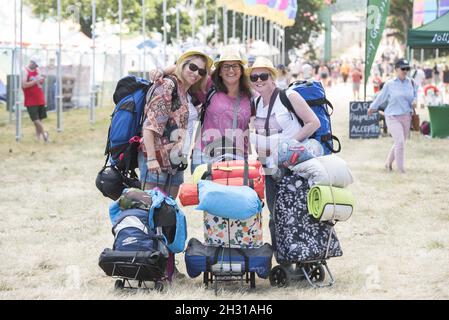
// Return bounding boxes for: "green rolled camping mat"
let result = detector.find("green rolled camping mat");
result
[307,185,354,221]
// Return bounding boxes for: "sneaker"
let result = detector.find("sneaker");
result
[43,131,50,143]
[384,163,392,172]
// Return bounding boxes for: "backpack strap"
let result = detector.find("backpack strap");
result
[190,86,217,162]
[199,86,217,125]
[279,89,304,126]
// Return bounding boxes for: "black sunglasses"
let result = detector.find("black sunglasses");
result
[250,73,270,82]
[188,63,207,76]
[400,67,410,71]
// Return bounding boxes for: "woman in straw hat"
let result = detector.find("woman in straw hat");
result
[248,56,320,252]
[139,49,213,198]
[189,46,254,172]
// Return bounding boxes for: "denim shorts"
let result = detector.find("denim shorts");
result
[138,151,184,186]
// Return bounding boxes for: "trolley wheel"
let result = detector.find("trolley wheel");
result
[203,272,209,287]
[305,263,325,283]
[269,266,289,287]
[249,272,256,289]
[114,279,124,290]
[154,281,164,292]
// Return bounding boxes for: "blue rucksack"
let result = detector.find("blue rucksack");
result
[279,80,341,155]
[96,75,180,200]
[112,208,158,251]
[105,75,152,178]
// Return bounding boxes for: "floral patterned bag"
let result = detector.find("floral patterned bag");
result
[203,212,263,249]
[274,173,343,263]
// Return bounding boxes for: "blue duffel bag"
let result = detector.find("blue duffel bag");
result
[184,238,273,279]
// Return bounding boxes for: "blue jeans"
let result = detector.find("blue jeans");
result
[138,151,184,187]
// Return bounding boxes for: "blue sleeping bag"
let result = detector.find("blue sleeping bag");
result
[196,180,263,220]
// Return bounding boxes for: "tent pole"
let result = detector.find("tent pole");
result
[119,0,123,77]
[57,0,63,132]
[163,0,167,66]
[90,0,96,124]
[16,0,23,141]
[142,0,146,78]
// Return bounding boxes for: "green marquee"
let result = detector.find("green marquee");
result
[407,11,449,48]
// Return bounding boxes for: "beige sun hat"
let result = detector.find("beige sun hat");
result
[177,48,214,71]
[214,46,248,68]
[246,56,278,78]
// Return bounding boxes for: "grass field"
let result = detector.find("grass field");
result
[1,82,448,300]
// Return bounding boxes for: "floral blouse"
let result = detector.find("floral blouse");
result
[142,76,189,171]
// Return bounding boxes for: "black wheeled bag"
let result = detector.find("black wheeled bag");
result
[99,248,167,281]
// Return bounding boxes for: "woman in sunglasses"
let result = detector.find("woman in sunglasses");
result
[248,56,320,252]
[140,49,213,198]
[190,46,253,172]
[367,58,417,174]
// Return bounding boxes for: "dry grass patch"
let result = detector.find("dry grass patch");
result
[1,83,449,299]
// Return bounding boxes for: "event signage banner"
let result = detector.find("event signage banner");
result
[364,0,391,94]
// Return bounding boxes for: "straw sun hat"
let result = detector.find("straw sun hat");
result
[246,56,278,78]
[214,46,248,68]
[177,48,214,71]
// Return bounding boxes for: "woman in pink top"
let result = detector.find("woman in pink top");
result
[190,47,253,173]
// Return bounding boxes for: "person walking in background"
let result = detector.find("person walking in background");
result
[22,56,49,143]
[367,59,417,174]
[275,64,291,89]
[340,61,350,83]
[372,72,383,94]
[443,65,449,95]
[351,66,363,100]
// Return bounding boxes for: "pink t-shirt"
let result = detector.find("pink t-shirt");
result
[198,91,252,154]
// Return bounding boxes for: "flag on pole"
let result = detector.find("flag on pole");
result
[364,0,391,100]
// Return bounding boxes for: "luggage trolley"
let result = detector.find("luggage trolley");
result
[202,221,257,295]
[269,173,349,289]
[269,225,337,289]
[98,233,169,292]
[99,175,179,292]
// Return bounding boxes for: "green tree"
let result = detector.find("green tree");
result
[285,0,324,56]
[386,0,413,45]
[26,0,325,50]
[24,0,210,41]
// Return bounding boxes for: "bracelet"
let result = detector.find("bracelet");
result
[147,157,157,161]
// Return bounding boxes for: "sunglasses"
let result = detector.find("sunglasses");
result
[187,63,207,76]
[250,73,270,82]
[400,67,410,71]
[222,63,241,71]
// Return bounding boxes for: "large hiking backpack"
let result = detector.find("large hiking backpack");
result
[106,75,152,176]
[279,80,341,155]
[96,75,180,200]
